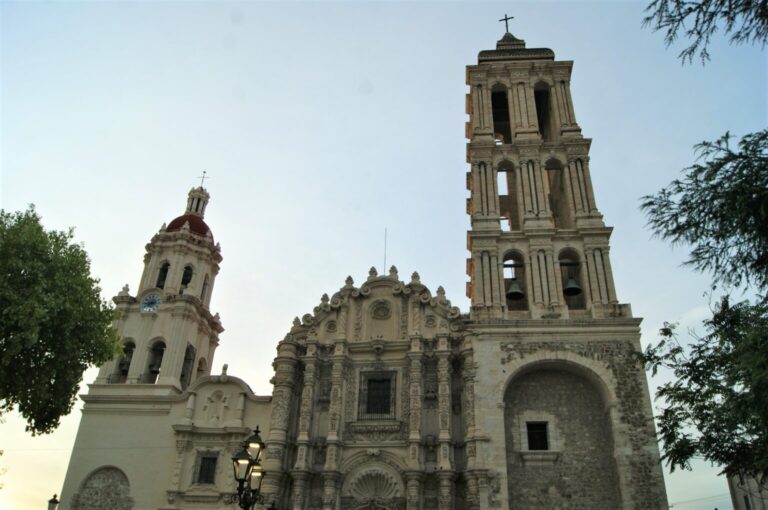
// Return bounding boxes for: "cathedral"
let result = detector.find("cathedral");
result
[59,31,669,510]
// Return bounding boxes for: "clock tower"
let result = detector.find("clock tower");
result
[94,186,223,391]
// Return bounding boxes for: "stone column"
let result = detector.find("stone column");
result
[322,472,340,510]
[489,251,503,313]
[471,252,483,306]
[322,341,347,509]
[545,248,560,307]
[532,161,548,216]
[529,250,544,307]
[601,247,619,303]
[519,159,532,215]
[579,157,598,213]
[507,84,519,133]
[551,78,567,129]
[592,248,609,305]
[407,338,423,470]
[438,471,453,510]
[461,339,477,471]
[466,473,479,510]
[525,83,539,133]
[294,343,318,471]
[472,163,483,216]
[262,338,299,501]
[291,471,310,510]
[583,248,600,308]
[406,472,422,510]
[568,159,587,214]
[436,338,452,471]
[563,160,577,215]
[563,80,578,126]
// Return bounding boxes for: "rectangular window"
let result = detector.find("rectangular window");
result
[366,378,391,414]
[527,422,549,450]
[197,455,217,484]
[359,371,396,420]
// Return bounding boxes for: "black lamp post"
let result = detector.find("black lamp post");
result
[47,494,60,510]
[231,426,268,510]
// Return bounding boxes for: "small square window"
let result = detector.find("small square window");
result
[196,455,217,484]
[527,422,548,451]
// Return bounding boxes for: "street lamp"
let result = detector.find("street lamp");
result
[47,494,60,510]
[231,426,268,510]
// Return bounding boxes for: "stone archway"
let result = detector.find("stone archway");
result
[70,466,133,510]
[504,364,621,509]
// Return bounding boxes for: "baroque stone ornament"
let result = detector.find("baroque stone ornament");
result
[371,300,392,320]
[70,467,134,510]
[347,469,401,501]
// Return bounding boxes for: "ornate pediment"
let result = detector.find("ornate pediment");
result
[285,267,463,344]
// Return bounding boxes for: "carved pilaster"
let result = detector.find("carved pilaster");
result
[322,472,340,510]
[407,343,423,470]
[437,337,453,472]
[264,338,298,501]
[438,471,453,510]
[405,472,422,510]
[295,344,318,471]
[466,473,479,510]
[292,471,310,510]
[326,341,347,442]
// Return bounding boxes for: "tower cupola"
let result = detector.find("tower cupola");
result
[166,187,212,237]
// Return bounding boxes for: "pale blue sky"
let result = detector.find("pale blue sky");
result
[1,1,765,508]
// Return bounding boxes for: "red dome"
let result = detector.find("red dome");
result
[166,214,211,237]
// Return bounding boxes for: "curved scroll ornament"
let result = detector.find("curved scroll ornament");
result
[70,467,134,510]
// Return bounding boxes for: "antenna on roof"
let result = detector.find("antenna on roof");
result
[383,227,388,275]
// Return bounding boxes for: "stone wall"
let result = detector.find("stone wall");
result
[504,369,621,509]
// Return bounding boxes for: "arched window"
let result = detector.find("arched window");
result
[559,249,585,309]
[491,84,512,144]
[179,265,193,294]
[534,82,554,141]
[156,262,170,289]
[112,341,135,383]
[144,340,165,384]
[503,252,527,311]
[498,161,520,231]
[545,158,573,229]
[180,344,196,390]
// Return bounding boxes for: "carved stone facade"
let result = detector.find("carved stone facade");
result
[60,31,668,510]
[260,32,668,510]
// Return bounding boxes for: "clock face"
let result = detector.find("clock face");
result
[141,293,161,312]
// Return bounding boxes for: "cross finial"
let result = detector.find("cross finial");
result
[499,13,514,33]
[198,171,209,187]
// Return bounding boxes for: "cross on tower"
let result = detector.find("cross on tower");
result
[198,171,209,187]
[498,14,514,33]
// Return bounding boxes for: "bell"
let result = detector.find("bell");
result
[506,280,525,300]
[563,277,582,296]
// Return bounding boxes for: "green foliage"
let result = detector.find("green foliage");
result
[0,207,119,435]
[640,129,768,291]
[643,298,768,480]
[644,0,768,62]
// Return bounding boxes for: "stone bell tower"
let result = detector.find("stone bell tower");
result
[94,186,223,391]
[465,30,618,321]
[461,30,669,508]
